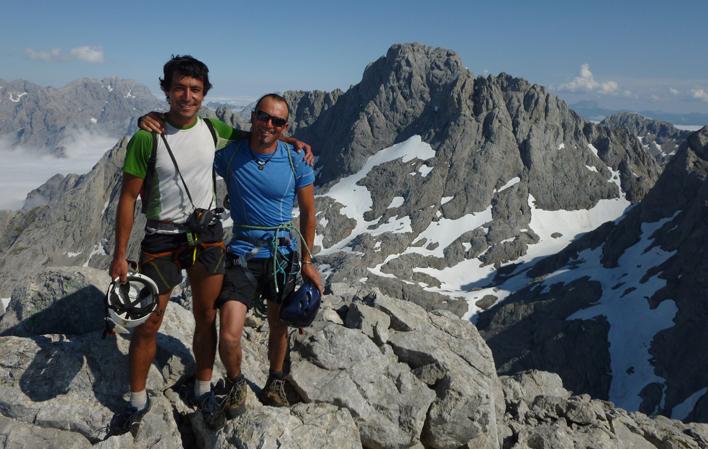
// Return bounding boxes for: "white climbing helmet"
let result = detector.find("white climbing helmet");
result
[105,273,159,329]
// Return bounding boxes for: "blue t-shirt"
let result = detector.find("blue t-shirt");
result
[214,140,314,258]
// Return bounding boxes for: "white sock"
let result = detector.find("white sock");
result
[130,390,148,411]
[195,380,211,397]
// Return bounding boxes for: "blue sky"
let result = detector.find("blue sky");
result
[2,0,707,114]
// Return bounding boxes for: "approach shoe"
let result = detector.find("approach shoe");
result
[214,376,248,419]
[108,396,151,437]
[197,390,226,430]
[258,376,289,407]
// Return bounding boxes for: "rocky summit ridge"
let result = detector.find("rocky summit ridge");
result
[1,269,707,449]
[477,126,708,423]
[601,111,691,165]
[0,77,163,155]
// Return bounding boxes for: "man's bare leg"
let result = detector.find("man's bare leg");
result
[266,301,288,373]
[218,300,248,378]
[188,264,223,384]
[129,292,171,392]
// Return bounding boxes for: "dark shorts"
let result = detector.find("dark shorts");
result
[139,222,225,294]
[217,252,299,309]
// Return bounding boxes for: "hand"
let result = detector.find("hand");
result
[138,112,166,133]
[293,140,315,166]
[301,262,323,295]
[109,257,129,284]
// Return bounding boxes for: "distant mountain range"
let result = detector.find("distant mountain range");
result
[571,100,708,127]
[0,43,706,428]
[0,77,164,155]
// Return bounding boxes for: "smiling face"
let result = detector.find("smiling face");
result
[164,74,205,127]
[250,96,289,152]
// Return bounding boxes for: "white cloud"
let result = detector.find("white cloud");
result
[669,88,680,95]
[560,63,619,94]
[69,46,104,63]
[600,80,618,94]
[24,46,104,64]
[0,131,116,210]
[691,88,708,102]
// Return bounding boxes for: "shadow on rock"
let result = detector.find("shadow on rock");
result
[1,285,105,337]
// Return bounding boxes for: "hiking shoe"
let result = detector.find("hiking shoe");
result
[108,396,151,437]
[258,377,289,407]
[215,376,248,419]
[197,390,225,430]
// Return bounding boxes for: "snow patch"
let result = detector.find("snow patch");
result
[387,196,404,209]
[417,165,433,177]
[318,135,435,254]
[83,241,108,267]
[408,207,492,258]
[588,144,600,159]
[674,125,703,131]
[558,143,566,150]
[440,196,453,205]
[9,92,27,102]
[585,165,599,173]
[368,215,412,236]
[66,251,83,258]
[2,297,11,310]
[566,216,679,411]
[671,387,708,420]
[90,117,98,124]
[496,177,520,193]
[101,199,110,216]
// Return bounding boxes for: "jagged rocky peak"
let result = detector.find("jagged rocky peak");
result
[0,77,163,154]
[601,111,690,165]
[299,43,474,183]
[477,126,708,422]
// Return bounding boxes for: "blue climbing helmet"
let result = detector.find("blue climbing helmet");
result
[279,281,321,327]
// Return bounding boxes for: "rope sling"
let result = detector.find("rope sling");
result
[225,143,314,316]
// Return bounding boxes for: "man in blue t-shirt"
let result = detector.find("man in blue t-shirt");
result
[212,93,321,415]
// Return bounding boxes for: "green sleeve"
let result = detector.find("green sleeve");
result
[123,130,153,179]
[210,118,249,150]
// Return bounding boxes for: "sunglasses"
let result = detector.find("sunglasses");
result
[254,110,288,127]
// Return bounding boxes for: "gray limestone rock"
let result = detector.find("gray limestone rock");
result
[0,77,163,154]
[203,403,361,449]
[0,415,90,449]
[0,266,110,336]
[478,127,708,422]
[0,303,194,446]
[289,323,435,449]
[601,112,690,165]
[344,301,391,345]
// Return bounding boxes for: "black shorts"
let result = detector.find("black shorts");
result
[139,222,225,294]
[217,252,299,309]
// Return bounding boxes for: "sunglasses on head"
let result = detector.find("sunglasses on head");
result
[254,110,288,127]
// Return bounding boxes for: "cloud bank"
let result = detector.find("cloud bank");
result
[25,46,104,63]
[560,64,618,94]
[0,131,116,210]
[692,88,708,103]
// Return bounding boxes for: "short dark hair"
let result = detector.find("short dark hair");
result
[159,55,212,96]
[254,93,290,118]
